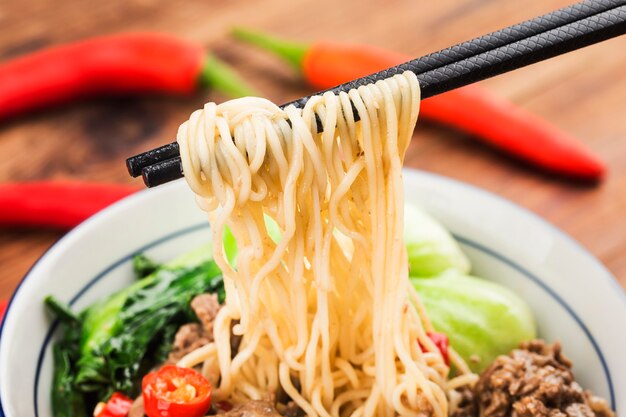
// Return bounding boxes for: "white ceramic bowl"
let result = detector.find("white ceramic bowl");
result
[1,169,624,417]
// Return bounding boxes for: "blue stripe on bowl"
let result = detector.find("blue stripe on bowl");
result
[0,222,618,416]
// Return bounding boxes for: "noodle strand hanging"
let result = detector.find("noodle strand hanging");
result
[177,72,464,417]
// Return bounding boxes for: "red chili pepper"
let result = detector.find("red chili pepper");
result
[428,331,450,366]
[142,365,212,417]
[232,28,605,181]
[95,392,133,417]
[0,33,257,121]
[418,332,450,366]
[0,181,138,229]
[0,299,8,321]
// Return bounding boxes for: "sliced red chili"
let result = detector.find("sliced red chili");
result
[419,331,450,366]
[95,392,133,417]
[142,365,212,417]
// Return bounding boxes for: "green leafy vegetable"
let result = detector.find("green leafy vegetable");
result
[74,245,223,396]
[412,271,536,372]
[222,215,282,267]
[132,253,161,279]
[45,295,80,323]
[152,322,181,365]
[52,343,86,417]
[404,203,470,277]
[46,244,226,414]
[223,225,239,267]
[46,296,87,417]
[104,261,222,393]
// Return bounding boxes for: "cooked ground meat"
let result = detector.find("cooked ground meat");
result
[281,401,305,417]
[192,293,222,332]
[449,386,477,417]
[216,400,282,416]
[588,395,617,417]
[474,340,614,417]
[168,293,221,362]
[168,323,212,363]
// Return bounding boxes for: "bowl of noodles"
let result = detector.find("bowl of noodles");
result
[1,73,625,417]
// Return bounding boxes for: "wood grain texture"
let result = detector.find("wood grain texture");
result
[1,0,625,300]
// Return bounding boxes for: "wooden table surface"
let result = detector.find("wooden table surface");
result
[1,0,625,300]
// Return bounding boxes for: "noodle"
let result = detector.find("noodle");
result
[177,72,471,416]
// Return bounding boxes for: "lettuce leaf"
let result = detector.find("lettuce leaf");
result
[412,270,536,372]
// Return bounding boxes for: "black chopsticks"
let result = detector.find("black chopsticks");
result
[127,0,626,188]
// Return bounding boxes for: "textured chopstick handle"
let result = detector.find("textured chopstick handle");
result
[417,5,626,97]
[141,157,184,187]
[127,142,180,177]
[386,0,626,75]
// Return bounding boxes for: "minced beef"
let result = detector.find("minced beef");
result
[449,387,477,417]
[192,293,222,332]
[281,401,305,417]
[217,400,282,416]
[168,293,221,363]
[473,340,614,417]
[168,323,212,363]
